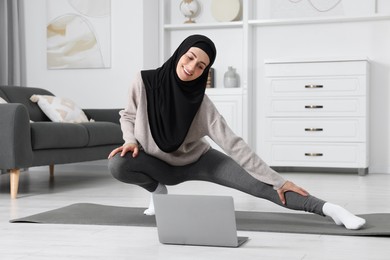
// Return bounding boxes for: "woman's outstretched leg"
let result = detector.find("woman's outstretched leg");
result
[184,149,365,229]
[182,149,325,214]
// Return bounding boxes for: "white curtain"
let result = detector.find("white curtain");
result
[0,0,26,86]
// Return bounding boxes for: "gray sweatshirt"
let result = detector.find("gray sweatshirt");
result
[119,72,286,189]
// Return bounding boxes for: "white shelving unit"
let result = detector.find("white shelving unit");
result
[159,0,386,170]
[159,0,252,146]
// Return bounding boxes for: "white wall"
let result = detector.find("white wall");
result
[254,14,390,173]
[22,1,390,174]
[23,0,159,109]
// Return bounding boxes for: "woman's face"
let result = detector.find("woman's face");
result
[176,47,210,81]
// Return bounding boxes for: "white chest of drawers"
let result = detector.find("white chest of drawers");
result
[263,58,369,175]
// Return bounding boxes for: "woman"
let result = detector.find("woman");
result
[108,34,365,230]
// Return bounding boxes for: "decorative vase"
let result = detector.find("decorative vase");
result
[223,66,239,88]
[179,0,200,24]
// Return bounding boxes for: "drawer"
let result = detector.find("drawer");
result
[265,143,368,168]
[265,118,366,142]
[265,97,366,117]
[267,76,367,97]
[265,60,368,77]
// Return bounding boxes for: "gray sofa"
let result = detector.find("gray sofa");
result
[0,85,123,198]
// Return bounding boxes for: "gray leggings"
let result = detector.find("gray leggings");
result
[108,149,325,216]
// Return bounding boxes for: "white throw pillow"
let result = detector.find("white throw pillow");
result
[30,94,90,123]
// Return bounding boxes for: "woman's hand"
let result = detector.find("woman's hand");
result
[108,143,139,159]
[277,181,309,205]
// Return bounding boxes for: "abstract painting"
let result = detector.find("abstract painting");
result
[47,0,111,69]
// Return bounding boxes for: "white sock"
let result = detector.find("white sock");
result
[143,183,168,216]
[322,202,366,230]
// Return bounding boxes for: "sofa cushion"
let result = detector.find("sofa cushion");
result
[80,122,123,146]
[30,95,90,123]
[31,122,89,150]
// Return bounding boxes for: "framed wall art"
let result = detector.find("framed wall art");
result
[46,0,111,69]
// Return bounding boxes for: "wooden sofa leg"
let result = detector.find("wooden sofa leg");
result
[49,164,54,177]
[10,169,20,199]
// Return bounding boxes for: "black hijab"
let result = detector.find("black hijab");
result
[141,34,217,153]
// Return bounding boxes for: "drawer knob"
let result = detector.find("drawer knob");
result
[305,128,323,132]
[305,84,323,89]
[305,105,323,109]
[305,153,323,157]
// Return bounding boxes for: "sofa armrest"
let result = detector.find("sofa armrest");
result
[0,103,33,169]
[83,108,122,124]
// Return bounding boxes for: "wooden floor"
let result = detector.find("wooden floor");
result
[1,163,390,260]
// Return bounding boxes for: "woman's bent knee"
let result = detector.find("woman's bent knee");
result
[108,154,131,181]
[108,153,157,189]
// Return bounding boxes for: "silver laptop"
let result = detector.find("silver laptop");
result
[153,194,248,247]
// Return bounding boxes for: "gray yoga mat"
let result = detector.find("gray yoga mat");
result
[10,203,390,236]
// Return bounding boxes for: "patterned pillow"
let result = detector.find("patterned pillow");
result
[30,94,90,123]
[0,97,7,103]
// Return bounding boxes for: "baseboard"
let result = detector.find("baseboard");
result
[367,166,390,174]
[29,160,109,173]
[16,162,390,175]
[272,166,390,175]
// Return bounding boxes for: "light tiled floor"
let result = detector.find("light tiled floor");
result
[1,163,390,260]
